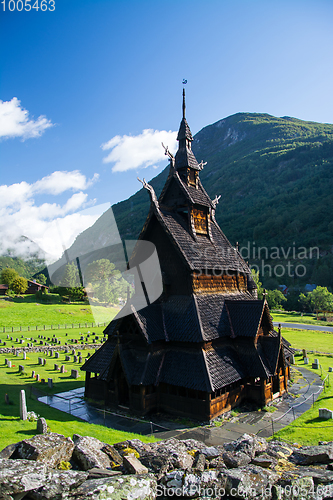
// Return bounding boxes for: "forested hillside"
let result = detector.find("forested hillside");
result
[41,113,333,289]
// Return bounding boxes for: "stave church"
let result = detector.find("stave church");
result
[82,92,293,421]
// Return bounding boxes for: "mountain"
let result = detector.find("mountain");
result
[60,113,333,288]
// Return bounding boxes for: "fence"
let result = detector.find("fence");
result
[256,372,331,437]
[2,322,108,334]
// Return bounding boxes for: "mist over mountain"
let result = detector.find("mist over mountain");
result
[54,113,333,288]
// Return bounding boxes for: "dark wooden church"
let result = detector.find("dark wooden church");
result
[82,92,293,421]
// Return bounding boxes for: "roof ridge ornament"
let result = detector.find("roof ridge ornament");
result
[161,142,175,169]
[182,87,186,119]
[212,194,221,209]
[197,160,207,171]
[137,177,158,205]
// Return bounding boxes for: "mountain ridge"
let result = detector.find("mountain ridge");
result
[54,112,333,288]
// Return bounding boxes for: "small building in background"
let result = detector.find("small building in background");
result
[25,280,49,294]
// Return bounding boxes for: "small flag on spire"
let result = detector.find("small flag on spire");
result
[182,79,187,85]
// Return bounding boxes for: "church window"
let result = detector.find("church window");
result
[192,207,208,234]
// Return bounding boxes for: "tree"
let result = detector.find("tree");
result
[59,263,83,302]
[1,268,19,287]
[85,259,128,305]
[11,277,28,294]
[251,268,263,299]
[266,289,287,310]
[35,273,47,285]
[299,286,333,319]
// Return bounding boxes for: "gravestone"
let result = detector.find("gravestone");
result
[40,341,43,345]
[37,417,48,434]
[7,360,12,368]
[54,364,59,370]
[87,352,91,358]
[32,370,35,378]
[20,339,24,344]
[319,408,333,419]
[302,349,307,358]
[41,378,45,384]
[19,389,27,420]
[72,350,76,355]
[77,352,81,356]
[93,339,96,343]
[23,352,27,360]
[312,359,320,369]
[74,355,78,363]
[18,365,24,372]
[60,365,65,373]
[55,352,59,358]
[48,378,53,388]
[328,367,333,372]
[304,357,309,364]
[71,369,79,379]
[65,356,70,361]
[36,374,40,381]
[5,358,8,365]
[78,356,82,363]
[43,359,47,365]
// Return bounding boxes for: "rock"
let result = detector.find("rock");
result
[72,435,111,470]
[101,444,123,466]
[251,454,277,468]
[200,446,220,459]
[123,454,149,474]
[224,433,268,458]
[221,465,279,498]
[36,417,48,434]
[161,469,225,498]
[0,442,22,459]
[0,458,47,497]
[223,450,252,468]
[127,438,195,474]
[87,468,123,479]
[73,474,157,500]
[17,433,74,468]
[291,444,333,465]
[28,469,88,499]
[193,453,207,472]
[265,441,294,459]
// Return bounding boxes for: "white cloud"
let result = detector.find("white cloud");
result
[0,170,105,263]
[33,171,99,195]
[101,129,177,172]
[0,97,53,140]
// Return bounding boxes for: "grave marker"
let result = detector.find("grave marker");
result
[19,390,27,420]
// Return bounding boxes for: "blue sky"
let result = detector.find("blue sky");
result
[1,0,333,261]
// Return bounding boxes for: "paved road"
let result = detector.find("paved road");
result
[273,321,333,333]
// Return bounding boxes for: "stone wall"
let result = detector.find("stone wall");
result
[0,431,333,499]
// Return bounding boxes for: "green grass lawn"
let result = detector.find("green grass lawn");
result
[282,328,333,354]
[0,350,157,450]
[0,295,119,330]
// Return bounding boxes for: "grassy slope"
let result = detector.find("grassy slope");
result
[0,351,157,450]
[0,296,118,329]
[273,352,333,445]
